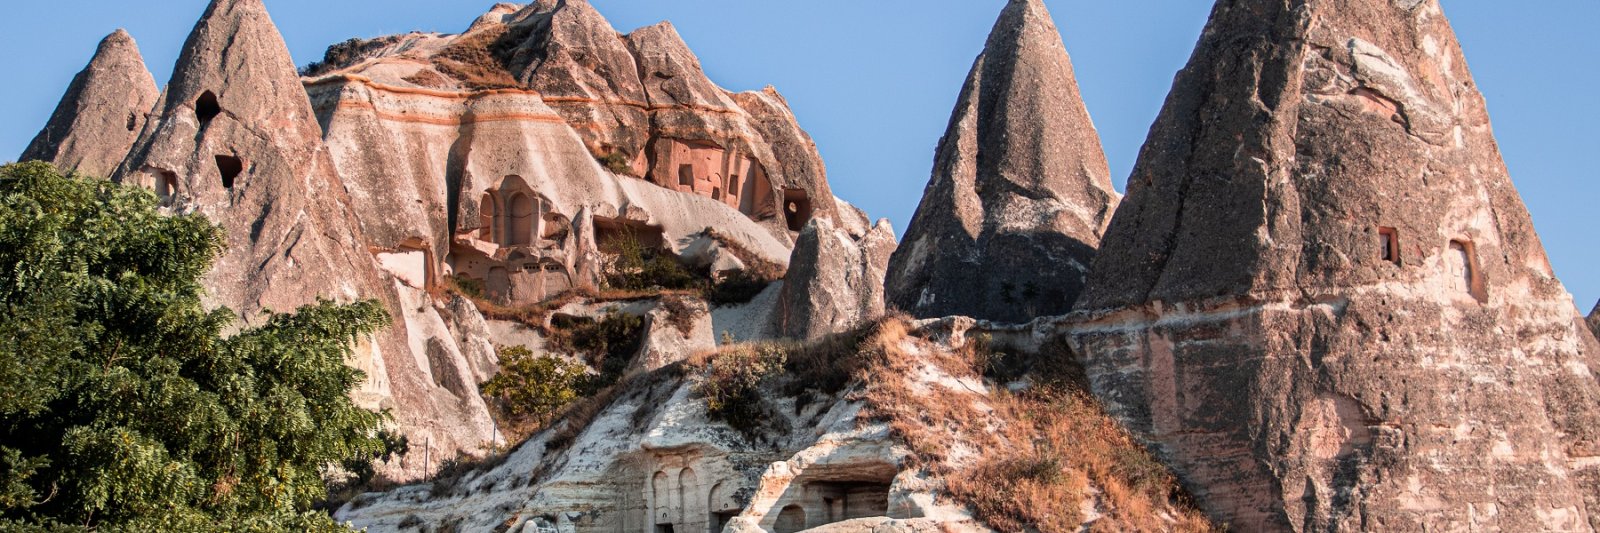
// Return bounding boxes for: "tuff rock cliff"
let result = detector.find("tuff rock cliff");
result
[109,0,501,467]
[24,0,870,483]
[1071,0,1600,530]
[22,30,158,179]
[884,0,1120,324]
[20,0,1599,531]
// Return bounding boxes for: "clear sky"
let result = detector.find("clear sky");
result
[1,1,1595,309]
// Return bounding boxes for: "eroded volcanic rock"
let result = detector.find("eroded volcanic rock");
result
[1072,0,1600,530]
[112,0,498,470]
[775,217,898,341]
[1590,300,1599,338]
[885,0,1119,324]
[21,30,158,178]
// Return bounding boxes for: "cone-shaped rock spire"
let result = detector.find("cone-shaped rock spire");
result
[21,30,158,178]
[114,0,497,469]
[884,0,1119,324]
[1073,0,1600,529]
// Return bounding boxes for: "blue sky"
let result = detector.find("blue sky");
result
[1,1,1595,309]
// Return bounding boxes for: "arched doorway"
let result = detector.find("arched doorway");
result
[774,505,805,533]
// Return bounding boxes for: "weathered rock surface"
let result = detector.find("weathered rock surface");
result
[21,30,158,178]
[1072,1,1600,530]
[885,0,1120,325]
[1590,300,1599,339]
[299,2,852,312]
[775,218,898,340]
[111,0,498,474]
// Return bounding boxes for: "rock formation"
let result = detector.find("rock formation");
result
[775,218,898,340]
[1590,300,1599,339]
[1071,0,1600,530]
[300,1,848,310]
[885,0,1120,325]
[21,30,158,178]
[111,0,498,470]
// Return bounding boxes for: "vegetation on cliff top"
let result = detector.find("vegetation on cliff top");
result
[0,163,395,531]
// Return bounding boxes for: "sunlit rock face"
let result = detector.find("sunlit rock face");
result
[775,217,898,341]
[299,0,854,311]
[111,0,498,472]
[1071,0,1600,530]
[885,0,1120,325]
[21,29,158,179]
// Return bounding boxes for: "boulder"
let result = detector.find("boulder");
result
[21,29,158,179]
[1071,0,1600,530]
[884,0,1119,324]
[111,0,498,476]
[775,217,898,340]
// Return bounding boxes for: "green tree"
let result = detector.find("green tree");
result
[0,162,391,531]
[480,346,590,422]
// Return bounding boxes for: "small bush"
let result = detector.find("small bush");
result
[448,275,486,300]
[481,346,592,424]
[598,152,631,175]
[546,312,645,388]
[695,344,788,436]
[706,269,772,306]
[603,229,701,293]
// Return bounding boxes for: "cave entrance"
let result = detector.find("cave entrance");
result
[783,188,813,232]
[654,525,674,533]
[196,90,222,128]
[215,155,243,189]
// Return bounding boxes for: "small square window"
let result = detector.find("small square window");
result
[1378,227,1400,265]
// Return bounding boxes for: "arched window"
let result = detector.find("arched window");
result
[507,192,535,246]
[478,193,496,242]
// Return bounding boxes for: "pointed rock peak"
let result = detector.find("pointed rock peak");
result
[882,0,1116,324]
[21,28,158,178]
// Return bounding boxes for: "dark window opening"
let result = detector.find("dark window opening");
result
[713,512,738,533]
[678,165,695,188]
[712,187,723,201]
[654,525,674,533]
[783,188,813,232]
[215,155,243,189]
[196,91,222,127]
[1379,227,1400,265]
[126,112,138,132]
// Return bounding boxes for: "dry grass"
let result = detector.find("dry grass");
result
[843,317,1217,533]
[432,25,521,90]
